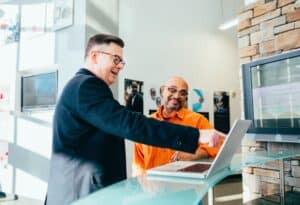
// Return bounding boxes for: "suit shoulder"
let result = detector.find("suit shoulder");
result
[74,74,109,93]
[76,73,106,87]
[61,72,112,104]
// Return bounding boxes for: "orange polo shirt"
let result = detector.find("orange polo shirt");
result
[132,106,224,176]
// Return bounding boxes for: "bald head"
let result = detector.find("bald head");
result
[165,76,189,90]
[162,76,189,112]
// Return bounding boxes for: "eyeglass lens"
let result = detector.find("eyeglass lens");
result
[167,87,188,97]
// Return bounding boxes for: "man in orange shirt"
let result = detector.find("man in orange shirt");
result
[132,76,224,176]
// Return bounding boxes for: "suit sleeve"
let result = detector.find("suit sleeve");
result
[76,77,199,153]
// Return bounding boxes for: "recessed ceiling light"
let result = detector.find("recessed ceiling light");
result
[219,18,238,30]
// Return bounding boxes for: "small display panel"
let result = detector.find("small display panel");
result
[21,71,58,112]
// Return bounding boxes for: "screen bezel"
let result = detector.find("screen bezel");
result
[242,49,300,135]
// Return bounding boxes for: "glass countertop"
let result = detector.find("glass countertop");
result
[72,150,300,205]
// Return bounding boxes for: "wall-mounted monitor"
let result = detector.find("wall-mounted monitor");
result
[242,50,300,136]
[18,65,58,112]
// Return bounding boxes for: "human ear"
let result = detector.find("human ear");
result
[90,51,98,64]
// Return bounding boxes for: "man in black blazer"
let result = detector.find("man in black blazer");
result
[46,34,222,205]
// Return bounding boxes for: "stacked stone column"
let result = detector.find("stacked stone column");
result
[238,0,300,202]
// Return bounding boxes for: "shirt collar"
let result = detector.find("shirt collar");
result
[156,105,186,120]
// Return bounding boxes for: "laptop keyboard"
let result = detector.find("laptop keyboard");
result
[177,163,211,172]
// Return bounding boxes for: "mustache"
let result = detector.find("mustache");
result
[168,96,182,103]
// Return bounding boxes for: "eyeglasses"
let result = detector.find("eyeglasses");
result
[94,50,126,66]
[166,86,188,97]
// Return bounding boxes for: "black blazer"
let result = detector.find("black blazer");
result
[46,68,199,205]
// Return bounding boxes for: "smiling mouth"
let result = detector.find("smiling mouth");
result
[111,70,118,75]
[170,99,179,105]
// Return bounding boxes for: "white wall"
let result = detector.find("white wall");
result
[6,0,87,200]
[57,0,120,95]
[86,0,120,97]
[55,0,86,93]
[118,0,242,176]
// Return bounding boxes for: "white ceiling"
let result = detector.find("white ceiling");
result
[220,0,245,21]
[0,0,51,4]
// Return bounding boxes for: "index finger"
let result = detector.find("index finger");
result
[215,130,226,138]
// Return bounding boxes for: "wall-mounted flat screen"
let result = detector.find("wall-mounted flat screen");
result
[242,50,300,135]
[21,70,58,112]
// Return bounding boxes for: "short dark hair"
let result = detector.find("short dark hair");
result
[132,81,138,88]
[85,34,125,58]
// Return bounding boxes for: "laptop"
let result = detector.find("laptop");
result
[147,119,251,179]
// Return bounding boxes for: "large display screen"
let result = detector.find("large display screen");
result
[243,50,300,134]
[21,71,58,112]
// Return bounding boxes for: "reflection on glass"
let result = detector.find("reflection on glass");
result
[19,2,55,69]
[251,56,300,129]
[0,5,19,46]
[0,5,18,111]
[20,3,46,39]
[46,1,54,30]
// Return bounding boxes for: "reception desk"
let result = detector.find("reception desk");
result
[72,150,300,205]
